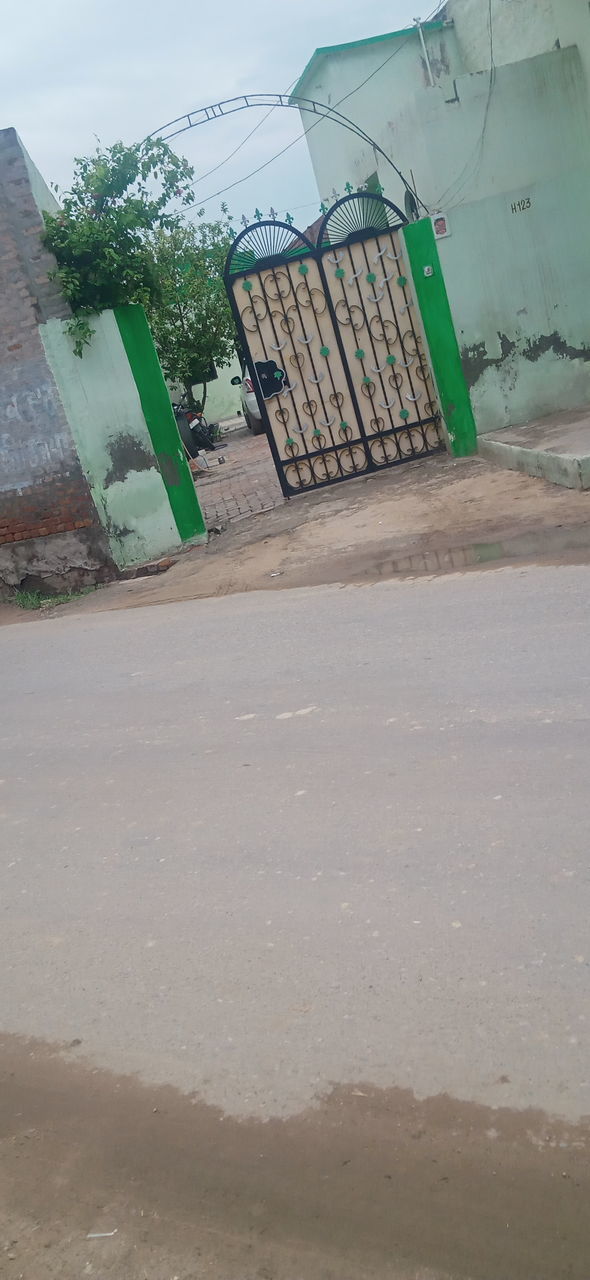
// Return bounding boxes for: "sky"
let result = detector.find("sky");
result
[3,0,431,231]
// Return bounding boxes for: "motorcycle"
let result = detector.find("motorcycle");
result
[172,398,219,457]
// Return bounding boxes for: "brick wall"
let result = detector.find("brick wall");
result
[0,128,112,589]
[0,482,94,545]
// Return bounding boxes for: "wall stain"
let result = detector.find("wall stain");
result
[523,332,590,364]
[157,451,181,488]
[107,520,133,543]
[461,331,590,387]
[423,38,451,83]
[98,507,134,555]
[104,433,155,487]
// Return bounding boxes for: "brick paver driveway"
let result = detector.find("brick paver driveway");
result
[195,427,284,528]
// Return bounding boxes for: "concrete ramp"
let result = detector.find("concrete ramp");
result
[478,409,590,490]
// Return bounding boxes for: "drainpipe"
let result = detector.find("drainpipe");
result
[414,17,435,87]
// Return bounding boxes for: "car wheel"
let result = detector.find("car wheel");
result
[251,416,265,436]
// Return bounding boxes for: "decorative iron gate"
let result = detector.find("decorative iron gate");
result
[224,193,445,496]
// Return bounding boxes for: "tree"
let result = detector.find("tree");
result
[146,215,237,410]
[42,138,194,354]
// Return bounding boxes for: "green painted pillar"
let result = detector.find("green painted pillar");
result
[403,219,477,457]
[114,305,206,540]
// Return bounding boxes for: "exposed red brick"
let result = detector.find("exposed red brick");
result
[0,129,117,587]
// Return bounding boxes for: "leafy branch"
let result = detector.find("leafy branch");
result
[146,213,237,409]
[42,138,195,353]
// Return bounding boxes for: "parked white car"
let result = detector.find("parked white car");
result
[232,373,264,434]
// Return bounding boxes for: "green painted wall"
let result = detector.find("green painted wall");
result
[298,32,590,436]
[115,305,206,541]
[403,219,477,457]
[448,0,556,73]
[40,311,182,569]
[435,162,590,433]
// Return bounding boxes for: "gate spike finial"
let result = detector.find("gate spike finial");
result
[268,206,278,220]
[331,187,339,201]
[285,211,294,225]
[319,201,328,214]
[254,208,263,221]
[344,181,354,194]
[240,214,249,228]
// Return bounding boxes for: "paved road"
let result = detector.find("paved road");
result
[1,565,589,1279]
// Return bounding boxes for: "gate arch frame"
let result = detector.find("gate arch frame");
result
[148,93,428,216]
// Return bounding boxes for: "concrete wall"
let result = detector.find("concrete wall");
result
[444,0,590,121]
[297,18,590,435]
[296,23,463,209]
[0,129,199,591]
[114,304,206,543]
[447,0,557,71]
[434,47,590,431]
[447,0,590,86]
[297,16,590,223]
[41,311,181,569]
[556,0,590,90]
[201,354,242,422]
[170,356,242,423]
[439,169,590,432]
[20,138,61,218]
[0,128,112,592]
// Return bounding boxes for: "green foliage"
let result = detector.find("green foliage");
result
[13,587,95,610]
[42,138,195,353]
[146,211,237,408]
[67,315,94,358]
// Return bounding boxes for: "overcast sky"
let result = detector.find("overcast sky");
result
[3,0,429,230]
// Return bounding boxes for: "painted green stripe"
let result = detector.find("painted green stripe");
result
[114,305,206,540]
[403,220,477,458]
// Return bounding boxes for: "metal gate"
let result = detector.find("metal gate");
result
[224,193,445,496]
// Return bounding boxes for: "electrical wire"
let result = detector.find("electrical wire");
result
[283,198,322,214]
[185,79,297,191]
[333,1,448,109]
[434,0,495,209]
[181,0,448,214]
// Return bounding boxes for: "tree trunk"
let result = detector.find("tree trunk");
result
[184,382,197,411]
[200,382,208,412]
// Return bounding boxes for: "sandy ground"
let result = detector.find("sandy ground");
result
[1,1036,589,1280]
[3,454,590,625]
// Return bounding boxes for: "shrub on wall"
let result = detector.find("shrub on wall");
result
[43,138,194,354]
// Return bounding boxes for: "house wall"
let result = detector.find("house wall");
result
[297,21,590,435]
[438,169,590,433]
[556,0,590,90]
[430,47,590,431]
[201,354,242,422]
[0,128,113,592]
[40,311,181,569]
[447,0,590,85]
[297,22,463,209]
[447,0,557,71]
